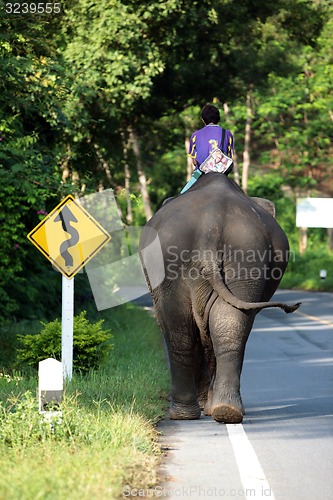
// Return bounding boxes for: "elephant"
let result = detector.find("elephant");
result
[139,173,300,424]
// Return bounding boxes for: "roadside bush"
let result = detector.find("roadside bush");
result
[16,311,112,373]
[281,248,333,291]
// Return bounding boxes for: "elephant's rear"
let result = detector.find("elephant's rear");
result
[140,173,295,314]
[139,174,299,424]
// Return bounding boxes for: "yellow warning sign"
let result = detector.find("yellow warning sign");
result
[27,195,111,278]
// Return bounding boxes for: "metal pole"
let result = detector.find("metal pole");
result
[62,275,74,380]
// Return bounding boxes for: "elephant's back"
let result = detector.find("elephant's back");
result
[145,173,288,254]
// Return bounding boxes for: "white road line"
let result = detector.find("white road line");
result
[226,424,275,500]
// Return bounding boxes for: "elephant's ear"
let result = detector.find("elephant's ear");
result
[251,197,276,218]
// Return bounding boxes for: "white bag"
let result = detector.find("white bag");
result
[199,148,233,174]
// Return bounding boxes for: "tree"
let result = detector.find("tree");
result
[59,0,166,199]
[253,5,333,194]
[0,8,70,317]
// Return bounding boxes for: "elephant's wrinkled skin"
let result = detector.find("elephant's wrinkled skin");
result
[139,174,300,423]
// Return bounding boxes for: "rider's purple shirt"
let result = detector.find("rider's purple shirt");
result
[188,124,234,168]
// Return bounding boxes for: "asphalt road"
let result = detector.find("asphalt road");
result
[154,290,333,500]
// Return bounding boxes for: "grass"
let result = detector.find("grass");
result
[0,303,170,499]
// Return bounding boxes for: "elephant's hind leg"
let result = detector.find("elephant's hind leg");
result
[209,299,254,424]
[159,305,201,420]
[167,347,202,420]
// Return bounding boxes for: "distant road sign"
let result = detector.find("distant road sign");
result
[296,198,333,228]
[27,195,111,278]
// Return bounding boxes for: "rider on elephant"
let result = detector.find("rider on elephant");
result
[181,103,235,193]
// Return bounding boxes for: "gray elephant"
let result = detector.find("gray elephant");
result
[139,173,300,423]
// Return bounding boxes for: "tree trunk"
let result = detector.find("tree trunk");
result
[185,135,193,181]
[267,119,282,168]
[60,144,72,183]
[94,142,112,186]
[121,131,133,225]
[299,227,308,254]
[242,90,253,194]
[223,102,240,186]
[328,228,333,251]
[128,127,153,221]
[124,165,133,225]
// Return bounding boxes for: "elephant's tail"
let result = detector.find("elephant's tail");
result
[210,274,301,313]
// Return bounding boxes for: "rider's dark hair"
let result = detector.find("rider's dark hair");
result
[201,103,220,125]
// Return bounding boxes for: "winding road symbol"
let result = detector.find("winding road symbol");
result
[54,206,79,268]
[27,194,111,278]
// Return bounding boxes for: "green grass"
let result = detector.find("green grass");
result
[0,304,170,499]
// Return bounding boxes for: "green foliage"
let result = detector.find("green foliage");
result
[247,172,297,243]
[0,7,70,195]
[0,304,170,498]
[247,173,332,255]
[247,172,285,201]
[0,391,68,447]
[253,6,333,188]
[0,319,41,372]
[247,172,333,291]
[17,311,112,373]
[0,4,73,320]
[282,248,333,291]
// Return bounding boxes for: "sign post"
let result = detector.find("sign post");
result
[62,276,74,380]
[27,195,111,381]
[296,197,333,254]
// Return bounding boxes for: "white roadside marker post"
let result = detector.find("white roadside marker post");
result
[38,358,63,415]
[62,275,74,381]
